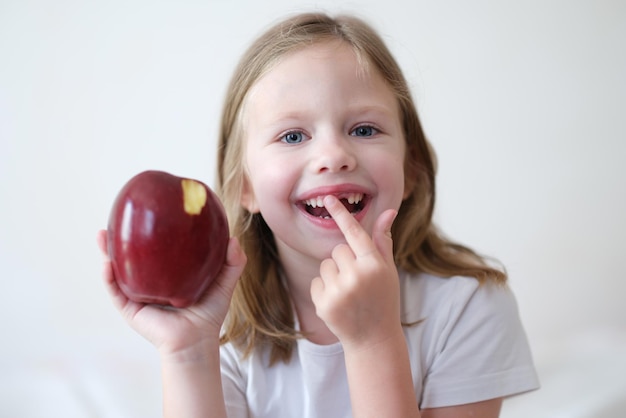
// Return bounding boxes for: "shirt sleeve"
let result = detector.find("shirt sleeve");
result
[420,280,540,408]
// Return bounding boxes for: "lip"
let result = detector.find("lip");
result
[295,183,372,228]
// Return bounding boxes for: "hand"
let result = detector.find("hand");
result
[310,195,401,350]
[96,230,246,360]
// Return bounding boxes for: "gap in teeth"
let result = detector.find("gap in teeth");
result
[305,193,363,208]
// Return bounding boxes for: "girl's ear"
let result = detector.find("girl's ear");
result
[402,163,416,200]
[240,177,260,213]
[403,182,412,200]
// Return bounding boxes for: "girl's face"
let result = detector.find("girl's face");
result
[241,41,407,268]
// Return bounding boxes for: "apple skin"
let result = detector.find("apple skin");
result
[107,170,229,308]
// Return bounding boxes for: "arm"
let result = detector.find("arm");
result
[342,328,420,418]
[161,341,227,418]
[97,230,246,418]
[421,399,503,418]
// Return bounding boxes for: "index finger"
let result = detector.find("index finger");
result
[323,195,376,257]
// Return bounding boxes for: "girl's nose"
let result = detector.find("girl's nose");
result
[310,134,357,174]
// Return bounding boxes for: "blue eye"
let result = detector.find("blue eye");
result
[351,125,377,137]
[282,131,304,144]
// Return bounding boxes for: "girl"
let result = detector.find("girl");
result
[99,12,539,418]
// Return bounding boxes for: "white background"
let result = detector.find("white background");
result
[1,0,625,416]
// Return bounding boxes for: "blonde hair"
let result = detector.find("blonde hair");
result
[217,12,506,364]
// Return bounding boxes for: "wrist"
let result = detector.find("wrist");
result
[159,337,221,366]
[341,323,405,355]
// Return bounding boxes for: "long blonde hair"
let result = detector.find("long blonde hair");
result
[217,12,506,364]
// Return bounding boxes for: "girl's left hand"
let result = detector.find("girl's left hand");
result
[310,195,401,351]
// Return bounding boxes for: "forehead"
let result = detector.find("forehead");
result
[253,40,371,89]
[244,40,398,122]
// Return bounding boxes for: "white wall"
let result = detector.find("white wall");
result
[1,0,624,416]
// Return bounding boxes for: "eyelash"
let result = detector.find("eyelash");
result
[279,124,380,144]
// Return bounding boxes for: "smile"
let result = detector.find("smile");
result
[301,193,367,218]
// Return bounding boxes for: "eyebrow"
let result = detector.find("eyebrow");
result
[350,104,396,117]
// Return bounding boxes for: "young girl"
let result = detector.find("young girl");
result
[99,12,539,417]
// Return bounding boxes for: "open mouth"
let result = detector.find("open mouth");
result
[301,193,367,219]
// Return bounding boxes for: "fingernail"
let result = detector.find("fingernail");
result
[323,195,337,207]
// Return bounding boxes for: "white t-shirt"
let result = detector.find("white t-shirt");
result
[220,270,540,417]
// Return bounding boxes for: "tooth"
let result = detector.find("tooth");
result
[305,194,366,208]
[347,193,363,204]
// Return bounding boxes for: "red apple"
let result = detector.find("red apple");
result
[107,170,229,308]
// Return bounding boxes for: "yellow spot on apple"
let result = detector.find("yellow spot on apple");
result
[181,179,207,215]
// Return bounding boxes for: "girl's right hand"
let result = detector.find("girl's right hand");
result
[96,230,246,360]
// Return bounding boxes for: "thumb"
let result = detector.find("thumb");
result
[213,237,247,297]
[372,209,397,262]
